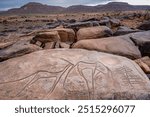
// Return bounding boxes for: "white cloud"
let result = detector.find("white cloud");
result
[114,0,150,5]
[86,0,111,6]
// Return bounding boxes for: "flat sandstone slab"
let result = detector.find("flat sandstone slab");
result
[0,49,150,99]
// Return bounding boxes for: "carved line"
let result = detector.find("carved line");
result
[0,58,117,99]
[0,68,67,85]
[29,76,57,86]
[15,74,57,97]
[45,64,72,97]
[16,64,72,97]
[123,66,134,89]
[62,59,113,99]
[62,61,98,99]
[114,65,146,91]
[77,67,93,99]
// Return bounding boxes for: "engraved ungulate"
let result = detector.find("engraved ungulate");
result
[0,61,72,99]
[0,50,150,100]
[63,61,114,99]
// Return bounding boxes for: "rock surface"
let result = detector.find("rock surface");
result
[135,56,150,71]
[0,41,15,49]
[114,26,140,36]
[129,31,150,56]
[73,36,141,59]
[130,31,150,45]
[135,60,150,74]
[43,42,56,49]
[65,21,93,31]
[77,26,113,41]
[32,31,60,43]
[110,18,121,28]
[59,42,70,48]
[137,21,150,30]
[0,40,42,62]
[0,49,149,100]
[53,28,75,43]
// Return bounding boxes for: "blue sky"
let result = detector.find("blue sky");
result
[0,0,150,11]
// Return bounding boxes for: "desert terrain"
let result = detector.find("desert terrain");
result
[0,2,150,99]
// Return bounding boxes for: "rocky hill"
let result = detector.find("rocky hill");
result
[0,2,150,15]
[0,2,65,14]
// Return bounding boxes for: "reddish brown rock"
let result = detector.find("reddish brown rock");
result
[0,40,42,62]
[59,42,70,48]
[44,42,56,49]
[73,36,141,59]
[32,31,60,43]
[77,26,113,41]
[0,41,15,49]
[0,49,149,100]
[135,56,150,73]
[53,28,75,43]
[135,60,150,74]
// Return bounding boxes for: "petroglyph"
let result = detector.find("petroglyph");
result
[113,65,147,91]
[1,60,112,99]
[0,60,149,99]
[63,61,114,99]
[0,50,150,99]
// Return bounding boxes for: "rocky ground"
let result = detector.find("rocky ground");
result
[0,11,150,99]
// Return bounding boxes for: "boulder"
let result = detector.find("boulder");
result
[31,31,60,43]
[0,40,42,62]
[129,31,150,56]
[135,60,150,74]
[110,18,121,28]
[130,31,150,45]
[43,42,56,49]
[65,21,93,31]
[143,57,150,67]
[91,21,100,26]
[46,22,61,29]
[137,21,150,30]
[77,26,113,41]
[135,56,150,67]
[0,49,149,100]
[73,36,141,59]
[114,26,140,36]
[64,21,100,31]
[80,18,99,22]
[53,28,75,43]
[0,41,15,49]
[99,17,111,27]
[59,42,70,48]
[99,17,121,28]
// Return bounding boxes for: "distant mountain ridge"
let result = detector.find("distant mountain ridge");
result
[0,2,150,15]
[1,2,65,14]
